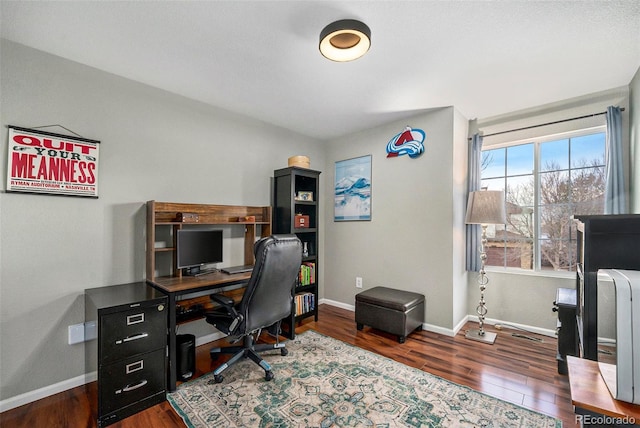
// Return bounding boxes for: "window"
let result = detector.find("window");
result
[481,129,606,272]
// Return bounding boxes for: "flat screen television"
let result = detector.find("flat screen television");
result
[176,229,223,275]
[597,269,640,404]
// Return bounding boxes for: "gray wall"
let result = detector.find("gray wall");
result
[2,37,639,407]
[0,40,325,400]
[323,107,469,331]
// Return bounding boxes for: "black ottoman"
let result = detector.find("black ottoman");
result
[355,286,425,343]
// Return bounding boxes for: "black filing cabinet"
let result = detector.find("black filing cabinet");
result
[85,282,167,427]
[553,287,577,374]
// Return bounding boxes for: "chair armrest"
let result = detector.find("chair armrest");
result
[208,293,243,334]
[209,293,243,332]
[210,293,235,307]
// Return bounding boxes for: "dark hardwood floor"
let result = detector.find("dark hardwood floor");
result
[0,304,577,427]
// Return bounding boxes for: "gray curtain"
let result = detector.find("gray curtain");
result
[466,133,483,271]
[604,106,627,214]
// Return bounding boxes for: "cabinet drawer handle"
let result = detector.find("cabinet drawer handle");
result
[116,379,148,394]
[127,313,144,325]
[115,333,148,345]
[126,360,144,374]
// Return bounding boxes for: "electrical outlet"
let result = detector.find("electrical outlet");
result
[85,320,97,341]
[68,323,85,345]
[356,277,363,288]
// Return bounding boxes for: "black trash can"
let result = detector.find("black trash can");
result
[176,334,195,380]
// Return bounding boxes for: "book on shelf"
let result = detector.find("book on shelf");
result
[298,262,316,287]
[294,292,315,316]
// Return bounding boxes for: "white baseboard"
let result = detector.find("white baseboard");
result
[319,298,353,311]
[0,334,226,413]
[0,303,555,413]
[453,315,470,336]
[0,371,97,413]
[320,301,555,338]
[424,321,459,337]
[321,299,460,337]
[467,315,557,338]
[424,316,555,338]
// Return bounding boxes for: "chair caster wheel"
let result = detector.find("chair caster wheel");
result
[214,375,224,383]
[281,348,288,356]
[265,371,274,381]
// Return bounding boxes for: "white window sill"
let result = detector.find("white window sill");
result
[483,266,575,280]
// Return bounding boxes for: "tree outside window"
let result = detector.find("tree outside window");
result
[481,131,605,272]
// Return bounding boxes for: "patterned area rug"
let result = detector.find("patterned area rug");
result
[168,330,562,427]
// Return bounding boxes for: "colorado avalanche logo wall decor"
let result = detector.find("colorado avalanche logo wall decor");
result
[386,126,425,158]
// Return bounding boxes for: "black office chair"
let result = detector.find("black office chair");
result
[205,234,302,383]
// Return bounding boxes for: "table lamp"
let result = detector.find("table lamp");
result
[465,189,506,344]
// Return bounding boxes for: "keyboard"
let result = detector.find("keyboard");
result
[221,265,254,274]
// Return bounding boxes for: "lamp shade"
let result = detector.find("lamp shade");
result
[465,190,506,225]
[319,19,371,62]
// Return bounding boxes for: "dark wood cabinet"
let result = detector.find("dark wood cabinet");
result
[574,215,640,360]
[273,167,321,338]
[85,282,167,427]
[554,287,577,374]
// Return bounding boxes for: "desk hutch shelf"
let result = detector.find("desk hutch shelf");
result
[146,200,272,282]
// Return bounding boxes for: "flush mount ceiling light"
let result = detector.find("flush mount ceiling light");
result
[319,19,371,62]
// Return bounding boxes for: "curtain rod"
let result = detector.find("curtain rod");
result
[469,107,625,140]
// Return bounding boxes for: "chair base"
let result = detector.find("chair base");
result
[209,333,288,383]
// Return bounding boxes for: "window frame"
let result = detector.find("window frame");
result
[480,125,607,275]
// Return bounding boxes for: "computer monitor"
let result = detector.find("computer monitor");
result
[176,229,223,275]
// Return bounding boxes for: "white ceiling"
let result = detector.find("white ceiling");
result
[1,1,639,141]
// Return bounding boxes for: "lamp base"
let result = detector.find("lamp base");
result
[465,329,497,344]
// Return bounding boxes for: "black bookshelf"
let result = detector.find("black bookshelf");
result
[574,214,640,360]
[273,167,321,338]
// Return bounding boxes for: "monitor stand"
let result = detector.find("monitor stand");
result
[185,267,218,277]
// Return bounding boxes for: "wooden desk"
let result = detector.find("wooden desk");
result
[567,356,640,426]
[148,271,252,391]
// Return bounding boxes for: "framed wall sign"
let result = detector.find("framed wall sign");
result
[334,155,371,221]
[6,126,100,198]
